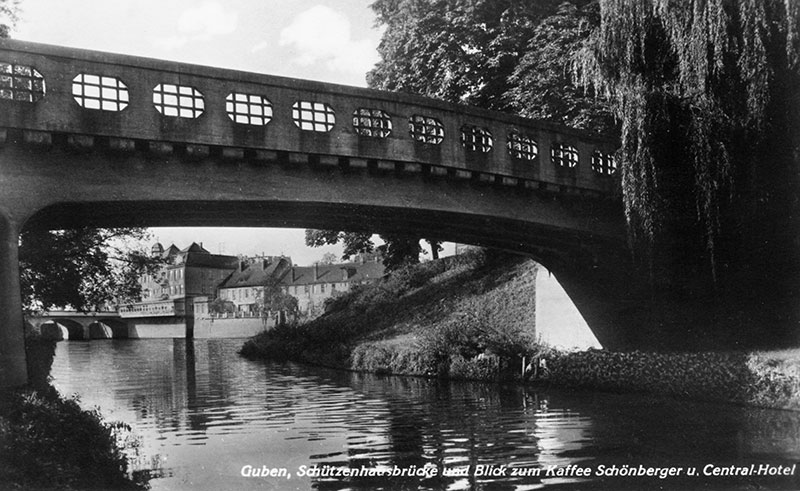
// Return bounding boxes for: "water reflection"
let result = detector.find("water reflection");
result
[49,339,800,490]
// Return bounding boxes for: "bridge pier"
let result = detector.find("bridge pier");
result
[0,212,27,387]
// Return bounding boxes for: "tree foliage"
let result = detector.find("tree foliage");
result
[256,276,298,314]
[304,229,439,271]
[508,2,615,133]
[0,0,19,39]
[19,228,164,312]
[575,0,800,283]
[369,0,800,291]
[305,230,374,259]
[208,298,235,315]
[369,0,564,110]
[368,0,612,133]
[316,252,338,265]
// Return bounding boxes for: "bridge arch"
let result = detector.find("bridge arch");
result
[1,39,691,388]
[40,319,87,341]
[21,192,637,350]
[88,320,128,339]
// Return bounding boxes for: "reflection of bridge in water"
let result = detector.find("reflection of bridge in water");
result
[0,38,661,387]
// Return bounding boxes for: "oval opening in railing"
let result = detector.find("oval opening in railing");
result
[72,74,129,112]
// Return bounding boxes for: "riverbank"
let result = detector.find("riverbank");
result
[0,337,146,490]
[241,249,800,411]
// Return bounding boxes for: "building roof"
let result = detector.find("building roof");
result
[218,257,292,289]
[180,242,210,254]
[163,244,180,258]
[280,261,385,287]
[155,242,237,269]
[217,259,385,289]
[184,254,239,269]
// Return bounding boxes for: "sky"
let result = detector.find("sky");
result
[10,1,449,264]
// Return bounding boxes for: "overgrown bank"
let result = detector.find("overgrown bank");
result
[241,249,800,410]
[0,337,146,490]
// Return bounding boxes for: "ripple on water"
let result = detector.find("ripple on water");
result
[48,339,800,491]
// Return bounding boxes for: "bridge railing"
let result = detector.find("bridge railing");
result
[0,39,618,196]
[118,299,185,318]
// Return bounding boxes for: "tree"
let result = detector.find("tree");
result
[367,0,609,133]
[376,234,424,271]
[0,0,19,39]
[305,230,374,259]
[316,252,338,265]
[19,227,165,312]
[255,276,298,315]
[575,0,800,286]
[368,0,566,110]
[507,1,615,134]
[304,229,438,271]
[209,297,235,315]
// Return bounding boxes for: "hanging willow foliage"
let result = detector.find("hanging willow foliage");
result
[575,0,800,282]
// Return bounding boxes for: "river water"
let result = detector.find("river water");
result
[49,339,799,490]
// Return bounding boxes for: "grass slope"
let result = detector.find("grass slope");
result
[241,249,800,410]
[242,249,539,379]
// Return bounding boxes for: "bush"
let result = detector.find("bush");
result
[420,303,535,375]
[0,387,145,490]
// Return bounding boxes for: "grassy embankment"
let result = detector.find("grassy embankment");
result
[241,249,800,410]
[0,336,146,490]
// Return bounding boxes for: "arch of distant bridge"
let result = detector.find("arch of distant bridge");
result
[26,315,128,340]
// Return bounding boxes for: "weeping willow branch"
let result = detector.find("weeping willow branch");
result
[575,0,800,283]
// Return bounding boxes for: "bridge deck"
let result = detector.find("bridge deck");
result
[0,39,617,196]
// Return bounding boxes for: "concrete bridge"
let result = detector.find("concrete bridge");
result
[0,39,654,387]
[25,311,126,340]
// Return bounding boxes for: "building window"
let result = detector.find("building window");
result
[591,150,617,175]
[460,125,493,152]
[72,74,129,111]
[153,83,205,118]
[321,283,326,293]
[292,101,335,132]
[507,132,538,161]
[409,115,444,144]
[304,285,309,294]
[0,63,46,102]
[551,143,579,168]
[352,108,392,137]
[226,92,272,125]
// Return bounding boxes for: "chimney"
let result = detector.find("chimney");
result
[314,263,320,280]
[292,266,296,282]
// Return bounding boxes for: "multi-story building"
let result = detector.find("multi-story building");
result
[218,255,385,317]
[215,256,293,312]
[119,242,239,318]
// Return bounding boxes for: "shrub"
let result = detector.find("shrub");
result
[0,387,145,490]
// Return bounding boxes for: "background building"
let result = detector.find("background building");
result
[218,254,385,317]
[119,242,238,318]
